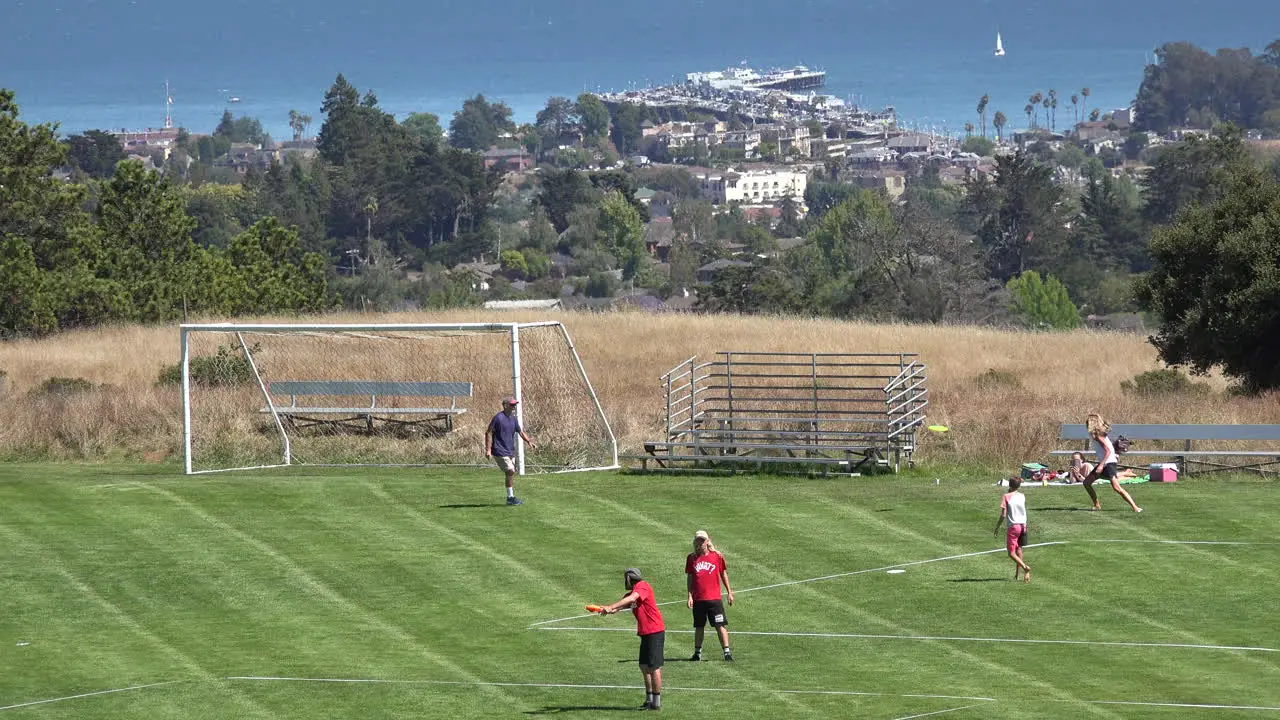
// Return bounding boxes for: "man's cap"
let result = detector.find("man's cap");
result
[624,568,643,583]
[694,530,710,542]
[503,397,519,406]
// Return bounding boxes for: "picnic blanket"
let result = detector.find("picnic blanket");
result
[994,475,1150,488]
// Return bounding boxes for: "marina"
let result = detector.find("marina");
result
[600,63,899,138]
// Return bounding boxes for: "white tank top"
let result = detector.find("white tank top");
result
[1095,435,1117,466]
[1002,491,1027,526]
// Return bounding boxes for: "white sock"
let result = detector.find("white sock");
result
[506,487,515,498]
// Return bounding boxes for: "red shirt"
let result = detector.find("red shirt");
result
[685,551,727,602]
[628,580,665,636]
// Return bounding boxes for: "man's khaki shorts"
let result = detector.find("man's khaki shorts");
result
[493,455,516,472]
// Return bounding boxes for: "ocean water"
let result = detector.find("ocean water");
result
[2,0,1275,139]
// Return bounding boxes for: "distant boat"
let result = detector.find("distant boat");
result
[228,97,242,103]
[994,31,1006,57]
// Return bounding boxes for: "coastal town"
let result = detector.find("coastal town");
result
[45,51,1278,319]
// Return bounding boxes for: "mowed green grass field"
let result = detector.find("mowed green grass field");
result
[1,465,1278,719]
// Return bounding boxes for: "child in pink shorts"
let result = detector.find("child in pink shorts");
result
[995,476,1031,583]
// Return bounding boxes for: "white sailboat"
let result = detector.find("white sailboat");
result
[994,31,1006,57]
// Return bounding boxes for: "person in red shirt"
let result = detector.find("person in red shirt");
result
[596,568,665,711]
[685,530,735,661]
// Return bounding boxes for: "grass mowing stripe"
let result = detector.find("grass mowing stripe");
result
[556,490,1121,719]
[1076,699,1280,711]
[0,517,277,720]
[539,627,1280,653]
[222,676,997,701]
[0,681,185,712]
[133,481,524,712]
[362,480,574,596]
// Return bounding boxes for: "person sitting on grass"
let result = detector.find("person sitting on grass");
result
[995,475,1032,583]
[1067,452,1094,484]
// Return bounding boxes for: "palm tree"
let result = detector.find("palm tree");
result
[977,94,990,138]
[1028,93,1044,128]
[1024,103,1035,131]
[1081,87,1091,123]
[964,122,975,137]
[288,109,303,141]
[993,111,1007,142]
[1046,90,1058,132]
[1071,94,1080,125]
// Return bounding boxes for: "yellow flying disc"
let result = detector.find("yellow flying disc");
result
[927,425,950,433]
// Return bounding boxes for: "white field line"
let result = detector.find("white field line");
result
[222,676,996,702]
[1079,540,1280,546]
[891,705,981,720]
[1077,699,1280,711]
[0,681,183,712]
[537,626,1280,654]
[527,542,1065,628]
[529,538,1271,628]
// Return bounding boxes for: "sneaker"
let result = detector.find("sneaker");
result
[723,652,734,662]
[506,497,522,506]
[689,652,701,662]
[638,701,652,710]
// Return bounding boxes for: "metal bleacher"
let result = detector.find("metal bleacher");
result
[628,352,927,474]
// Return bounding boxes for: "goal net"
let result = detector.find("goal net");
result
[179,322,618,475]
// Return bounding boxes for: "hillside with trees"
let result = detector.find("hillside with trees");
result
[6,45,1280,391]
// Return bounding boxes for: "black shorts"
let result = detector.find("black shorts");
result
[638,631,665,669]
[692,600,728,628]
[1099,462,1118,480]
[1017,527,1028,548]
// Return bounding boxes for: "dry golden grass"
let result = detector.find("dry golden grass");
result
[1,310,1277,468]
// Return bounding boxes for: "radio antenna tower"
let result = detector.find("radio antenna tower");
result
[164,80,174,129]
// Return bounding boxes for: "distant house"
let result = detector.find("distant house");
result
[696,258,752,283]
[279,139,319,161]
[850,171,907,201]
[635,187,658,206]
[848,147,896,167]
[644,217,676,261]
[886,133,934,154]
[482,147,534,173]
[1073,121,1113,142]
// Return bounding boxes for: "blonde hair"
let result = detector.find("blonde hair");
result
[693,530,717,554]
[1086,413,1110,438]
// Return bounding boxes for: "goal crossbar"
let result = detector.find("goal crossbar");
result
[180,321,618,476]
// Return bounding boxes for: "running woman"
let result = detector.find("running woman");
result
[1083,413,1142,513]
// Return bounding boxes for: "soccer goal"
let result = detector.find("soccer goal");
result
[179,322,618,475]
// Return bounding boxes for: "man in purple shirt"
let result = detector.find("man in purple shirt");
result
[485,397,535,505]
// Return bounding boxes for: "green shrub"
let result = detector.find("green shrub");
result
[34,377,95,396]
[972,368,1023,390]
[1120,369,1211,397]
[158,344,259,387]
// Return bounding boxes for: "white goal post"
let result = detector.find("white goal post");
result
[179,321,618,475]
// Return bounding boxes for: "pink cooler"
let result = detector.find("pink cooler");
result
[1150,463,1178,482]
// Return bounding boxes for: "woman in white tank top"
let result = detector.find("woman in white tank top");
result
[1083,414,1142,513]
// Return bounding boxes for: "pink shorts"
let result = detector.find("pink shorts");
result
[1006,524,1027,554]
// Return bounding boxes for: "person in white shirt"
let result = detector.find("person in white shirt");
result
[1083,414,1143,513]
[995,476,1031,583]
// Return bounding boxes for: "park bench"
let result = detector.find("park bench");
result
[1050,423,1280,475]
[261,381,472,433]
